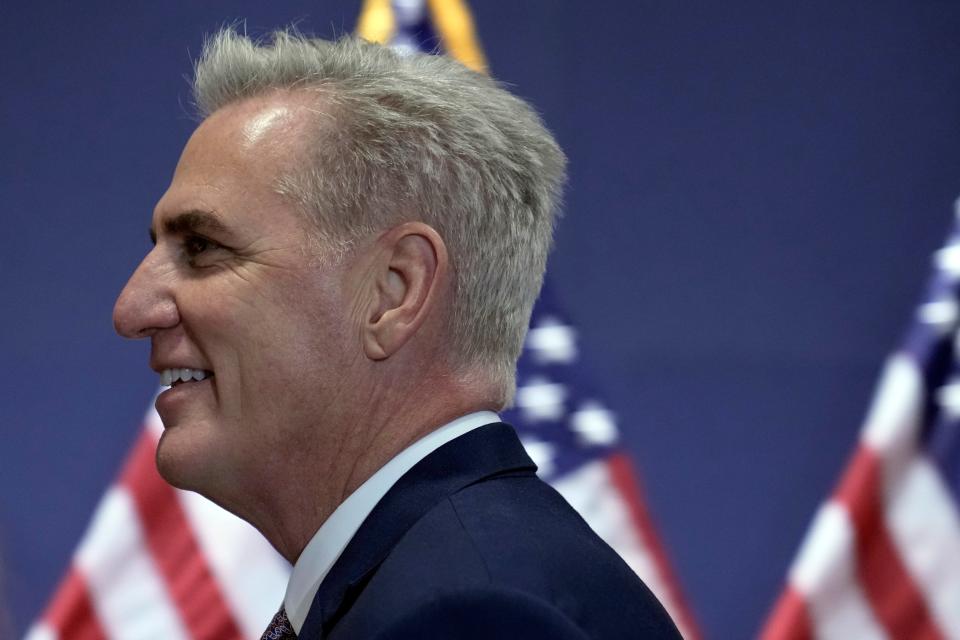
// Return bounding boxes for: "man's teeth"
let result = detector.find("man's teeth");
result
[160,368,212,387]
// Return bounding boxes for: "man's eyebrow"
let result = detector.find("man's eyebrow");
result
[149,210,229,245]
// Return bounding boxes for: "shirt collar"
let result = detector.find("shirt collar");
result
[283,410,500,633]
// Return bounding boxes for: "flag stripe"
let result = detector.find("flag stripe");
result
[35,568,106,640]
[884,456,960,636]
[176,487,291,637]
[759,584,813,640]
[75,487,189,639]
[836,446,943,640]
[550,459,663,587]
[24,623,59,640]
[144,409,291,638]
[607,453,701,640]
[788,502,888,640]
[119,430,244,640]
[551,457,697,639]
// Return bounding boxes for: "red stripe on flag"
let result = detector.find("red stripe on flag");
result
[43,566,108,640]
[758,584,813,640]
[607,452,702,640]
[120,430,244,640]
[836,445,943,640]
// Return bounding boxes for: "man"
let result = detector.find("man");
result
[113,28,681,639]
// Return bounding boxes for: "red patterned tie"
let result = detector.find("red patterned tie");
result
[261,607,298,640]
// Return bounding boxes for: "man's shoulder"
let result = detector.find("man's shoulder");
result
[330,472,682,639]
[346,585,593,640]
[447,472,637,585]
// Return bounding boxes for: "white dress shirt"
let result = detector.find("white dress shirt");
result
[283,410,500,633]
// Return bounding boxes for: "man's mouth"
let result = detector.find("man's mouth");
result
[160,368,214,387]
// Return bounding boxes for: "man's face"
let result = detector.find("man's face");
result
[113,96,364,511]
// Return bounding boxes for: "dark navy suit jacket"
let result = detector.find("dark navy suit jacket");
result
[299,423,682,639]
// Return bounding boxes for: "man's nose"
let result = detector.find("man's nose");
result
[113,251,180,339]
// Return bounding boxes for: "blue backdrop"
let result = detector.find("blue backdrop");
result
[3,2,960,638]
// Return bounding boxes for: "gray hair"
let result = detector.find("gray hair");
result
[192,28,566,404]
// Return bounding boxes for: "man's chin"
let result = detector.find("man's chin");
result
[154,429,258,527]
[155,431,196,490]
[154,425,221,494]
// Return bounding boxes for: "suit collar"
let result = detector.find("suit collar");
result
[284,411,499,632]
[298,422,535,638]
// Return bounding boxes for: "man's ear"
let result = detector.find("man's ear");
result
[362,222,448,360]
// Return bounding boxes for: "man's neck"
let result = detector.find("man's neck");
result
[281,410,501,632]
[262,387,499,563]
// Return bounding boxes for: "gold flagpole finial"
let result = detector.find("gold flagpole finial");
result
[427,0,488,73]
[356,0,396,44]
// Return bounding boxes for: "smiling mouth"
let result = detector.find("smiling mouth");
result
[160,368,214,387]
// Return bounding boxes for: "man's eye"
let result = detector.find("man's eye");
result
[183,235,216,257]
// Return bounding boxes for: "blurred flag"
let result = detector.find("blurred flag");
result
[26,1,698,638]
[761,206,960,640]
[25,410,289,640]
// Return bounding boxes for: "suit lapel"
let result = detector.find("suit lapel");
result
[298,422,536,638]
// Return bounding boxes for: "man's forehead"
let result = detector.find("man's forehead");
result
[242,105,296,146]
[164,92,321,200]
[200,91,323,150]
[151,93,324,239]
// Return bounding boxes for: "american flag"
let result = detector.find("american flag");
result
[26,1,699,638]
[760,205,960,639]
